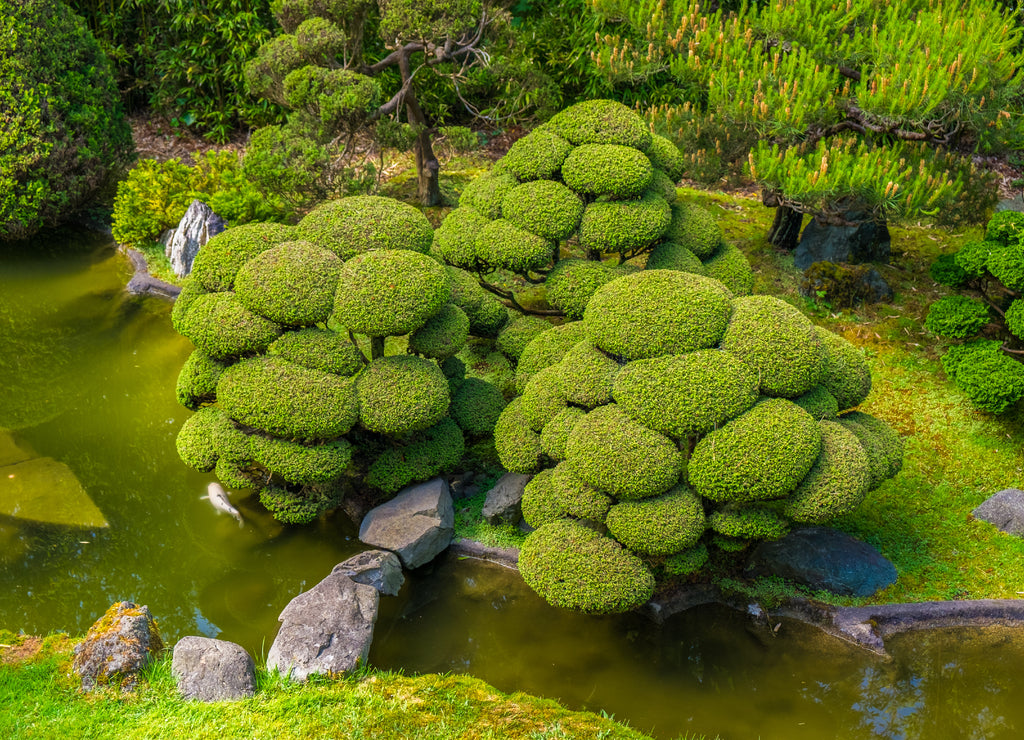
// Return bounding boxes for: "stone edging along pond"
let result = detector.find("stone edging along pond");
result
[449,539,1024,658]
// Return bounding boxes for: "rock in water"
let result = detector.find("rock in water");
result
[332,550,405,596]
[358,477,454,568]
[172,636,256,701]
[73,602,164,691]
[166,200,227,278]
[266,573,378,681]
[0,456,107,528]
[973,488,1024,537]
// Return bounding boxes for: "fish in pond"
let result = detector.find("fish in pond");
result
[201,482,243,527]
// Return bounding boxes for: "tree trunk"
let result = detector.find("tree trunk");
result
[370,336,385,361]
[398,51,441,207]
[768,206,804,251]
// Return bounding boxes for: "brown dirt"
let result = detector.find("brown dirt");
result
[129,113,248,163]
[0,636,43,665]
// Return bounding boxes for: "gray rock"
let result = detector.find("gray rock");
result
[794,215,891,270]
[745,526,897,598]
[165,200,227,278]
[72,601,164,690]
[997,195,1024,213]
[481,472,531,526]
[125,248,181,299]
[973,488,1024,536]
[449,471,477,500]
[359,477,454,568]
[332,549,405,596]
[267,573,378,682]
[172,636,256,701]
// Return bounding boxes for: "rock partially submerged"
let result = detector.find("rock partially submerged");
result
[332,549,405,596]
[359,477,454,569]
[72,602,164,690]
[972,488,1024,536]
[172,636,256,701]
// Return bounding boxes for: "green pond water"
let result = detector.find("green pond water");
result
[2,235,1024,739]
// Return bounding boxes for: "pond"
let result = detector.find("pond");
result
[2,235,1023,739]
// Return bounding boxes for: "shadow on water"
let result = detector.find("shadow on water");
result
[2,235,1024,740]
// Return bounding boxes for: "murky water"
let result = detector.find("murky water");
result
[3,236,1024,740]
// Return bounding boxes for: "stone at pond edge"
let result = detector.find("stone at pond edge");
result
[481,472,531,526]
[794,216,891,271]
[72,601,164,691]
[359,477,454,569]
[972,488,1024,536]
[332,549,405,596]
[267,572,378,682]
[172,636,256,701]
[745,526,897,598]
[165,200,227,278]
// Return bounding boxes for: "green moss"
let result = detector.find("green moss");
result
[720,295,825,398]
[234,241,343,327]
[644,241,705,274]
[432,207,489,270]
[545,259,621,321]
[784,419,872,523]
[258,483,340,524]
[475,218,556,274]
[577,192,672,255]
[333,249,451,337]
[929,253,967,287]
[458,170,519,220]
[357,355,450,435]
[561,144,654,199]
[519,365,568,431]
[565,404,684,500]
[556,340,620,408]
[268,328,365,376]
[792,385,840,420]
[518,519,655,614]
[954,239,1006,279]
[449,377,507,438]
[499,128,573,181]
[294,195,433,260]
[175,351,228,410]
[662,201,722,260]
[924,295,991,339]
[612,350,758,439]
[606,485,705,556]
[495,316,553,361]
[702,241,754,296]
[515,321,588,392]
[663,543,709,576]
[584,270,733,361]
[366,418,465,494]
[189,222,295,292]
[985,210,1024,245]
[546,99,652,150]
[493,397,544,474]
[175,406,222,472]
[250,435,353,484]
[177,292,283,360]
[521,462,613,528]
[500,180,585,241]
[644,134,684,181]
[837,411,904,487]
[444,266,509,338]
[539,406,586,461]
[217,356,359,440]
[815,327,873,411]
[708,505,789,540]
[408,303,470,359]
[689,398,822,504]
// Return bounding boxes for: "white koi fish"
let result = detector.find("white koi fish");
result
[201,482,244,527]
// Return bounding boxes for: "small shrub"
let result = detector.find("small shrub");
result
[924,295,991,339]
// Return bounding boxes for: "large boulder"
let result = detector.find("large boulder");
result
[266,572,378,681]
[745,526,897,597]
[165,200,227,278]
[481,472,531,526]
[72,602,164,690]
[332,549,405,596]
[794,215,891,270]
[172,636,256,701]
[358,477,454,568]
[973,488,1024,536]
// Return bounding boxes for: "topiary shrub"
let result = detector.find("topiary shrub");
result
[605,486,705,556]
[295,195,433,260]
[356,355,450,435]
[234,241,343,327]
[188,222,296,293]
[521,462,613,529]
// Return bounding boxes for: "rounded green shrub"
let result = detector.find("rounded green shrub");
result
[647,170,679,204]
[176,406,223,472]
[689,398,822,503]
[495,316,554,362]
[644,241,705,274]
[267,328,365,376]
[561,144,654,199]
[295,195,433,260]
[449,377,507,438]
[985,210,1024,245]
[954,239,1006,279]
[492,397,544,474]
[215,458,257,490]
[441,354,466,394]
[1006,299,1024,340]
[170,277,209,333]
[521,463,613,529]
[366,418,465,494]
[564,404,684,500]
[210,411,252,463]
[577,192,672,255]
[662,201,722,260]
[924,295,991,339]
[605,486,705,556]
[539,406,586,461]
[189,223,296,292]
[408,303,470,359]
[556,340,621,408]
[784,420,871,523]
[985,242,1024,293]
[445,267,509,338]
[836,412,903,487]
[518,519,656,615]
[357,355,450,435]
[792,385,840,420]
[944,346,1024,415]
[176,351,228,410]
[545,259,621,321]
[177,292,283,360]
[501,180,584,241]
[250,435,353,484]
[217,356,359,440]
[235,241,343,326]
[520,365,568,431]
[515,321,589,392]
[333,249,450,337]
[500,128,573,181]
[258,483,341,525]
[612,350,759,439]
[708,506,789,541]
[432,207,490,270]
[929,253,967,287]
[663,544,709,577]
[546,99,653,151]
[720,295,825,398]
[584,270,733,361]
[475,219,556,273]
[644,134,685,182]
[702,241,754,296]
[458,170,519,220]
[815,327,872,411]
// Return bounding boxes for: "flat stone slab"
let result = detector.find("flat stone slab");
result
[172,636,256,701]
[973,488,1024,536]
[0,456,108,528]
[359,477,454,569]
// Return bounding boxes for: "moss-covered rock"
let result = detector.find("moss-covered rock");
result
[707,505,789,541]
[357,355,450,435]
[612,350,758,439]
[177,292,283,360]
[234,241,343,326]
[584,270,733,361]
[546,99,652,151]
[520,365,569,432]
[432,207,490,270]
[561,144,654,199]
[449,377,507,438]
[644,134,684,182]
[784,420,872,523]
[250,435,353,485]
[175,351,228,410]
[702,241,754,296]
[689,398,822,503]
[267,328,365,376]
[577,192,672,255]
[644,241,705,274]
[515,321,589,392]
[333,249,450,337]
[556,340,620,408]
[539,406,586,461]
[475,218,556,274]
[499,128,574,181]
[565,404,684,500]
[408,303,470,359]
[837,411,903,486]
[545,259,620,321]
[217,356,359,440]
[189,222,296,292]
[720,295,825,398]
[495,316,554,362]
[175,406,223,472]
[501,180,585,241]
[294,195,433,260]
[605,486,705,556]
[518,519,655,614]
[815,327,872,411]
[493,396,544,474]
[458,170,519,220]
[366,418,466,494]
[792,385,840,420]
[662,201,722,260]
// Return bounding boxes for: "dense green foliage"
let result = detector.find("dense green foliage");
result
[1,0,133,241]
